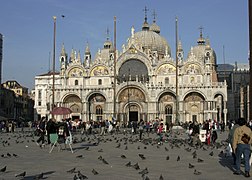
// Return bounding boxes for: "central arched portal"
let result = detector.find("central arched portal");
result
[118,87,146,124]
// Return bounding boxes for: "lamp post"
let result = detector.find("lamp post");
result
[52,16,56,111]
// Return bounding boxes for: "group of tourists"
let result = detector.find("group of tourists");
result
[35,117,72,149]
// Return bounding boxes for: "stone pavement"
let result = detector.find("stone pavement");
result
[0,128,250,180]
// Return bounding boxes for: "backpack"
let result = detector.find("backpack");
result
[58,126,64,136]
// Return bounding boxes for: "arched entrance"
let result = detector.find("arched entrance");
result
[63,94,81,120]
[158,92,176,124]
[118,87,145,124]
[88,93,106,121]
[184,92,205,123]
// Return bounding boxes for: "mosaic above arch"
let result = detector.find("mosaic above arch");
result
[157,64,176,75]
[185,63,202,74]
[68,67,85,77]
[90,66,109,76]
[119,87,145,102]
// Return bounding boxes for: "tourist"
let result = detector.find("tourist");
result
[233,118,252,177]
[36,117,46,147]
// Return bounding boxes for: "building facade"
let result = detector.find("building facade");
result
[217,63,250,121]
[34,15,227,125]
[1,80,34,122]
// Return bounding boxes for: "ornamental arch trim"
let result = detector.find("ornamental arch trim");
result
[182,90,206,101]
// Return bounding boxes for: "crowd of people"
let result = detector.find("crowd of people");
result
[1,115,252,177]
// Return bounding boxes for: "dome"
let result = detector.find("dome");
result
[130,30,171,56]
[150,22,160,34]
[188,42,216,65]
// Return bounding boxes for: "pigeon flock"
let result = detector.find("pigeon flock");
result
[0,128,235,179]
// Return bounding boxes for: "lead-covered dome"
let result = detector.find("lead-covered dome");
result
[129,30,171,56]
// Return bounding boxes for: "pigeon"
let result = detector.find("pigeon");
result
[97,155,102,160]
[121,155,126,159]
[61,15,65,18]
[116,143,121,148]
[67,167,76,173]
[77,171,88,179]
[34,172,43,179]
[98,149,103,152]
[166,156,169,160]
[132,163,140,170]
[159,174,164,180]
[197,158,204,163]
[0,166,6,172]
[7,153,11,157]
[102,158,109,164]
[92,169,98,175]
[189,163,195,169]
[76,155,83,158]
[124,146,128,150]
[139,154,146,160]
[194,169,202,175]
[209,151,214,156]
[165,147,169,151]
[13,153,18,157]
[139,167,148,175]
[177,156,180,161]
[125,161,131,167]
[15,171,26,178]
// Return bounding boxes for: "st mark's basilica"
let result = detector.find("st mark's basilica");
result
[34,11,227,125]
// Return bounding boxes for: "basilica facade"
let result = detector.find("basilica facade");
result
[34,15,227,125]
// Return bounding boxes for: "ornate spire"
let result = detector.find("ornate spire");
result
[85,41,90,54]
[77,50,81,62]
[150,9,160,34]
[142,6,149,31]
[197,26,205,45]
[60,43,66,56]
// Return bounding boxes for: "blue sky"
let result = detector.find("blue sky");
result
[0,0,249,90]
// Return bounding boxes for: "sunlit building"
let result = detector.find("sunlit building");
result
[34,13,227,125]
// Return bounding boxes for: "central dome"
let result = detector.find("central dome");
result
[130,30,171,56]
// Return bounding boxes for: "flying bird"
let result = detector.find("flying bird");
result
[139,154,146,160]
[61,15,65,18]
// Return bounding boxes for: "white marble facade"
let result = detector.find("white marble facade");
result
[34,16,227,125]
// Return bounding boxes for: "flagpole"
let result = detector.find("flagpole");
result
[113,16,117,120]
[175,17,179,125]
[52,16,56,112]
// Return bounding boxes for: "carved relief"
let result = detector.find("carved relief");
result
[159,94,175,103]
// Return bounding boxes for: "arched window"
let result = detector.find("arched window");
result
[96,105,103,115]
[75,80,78,85]
[165,105,172,115]
[98,79,102,85]
[96,105,103,121]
